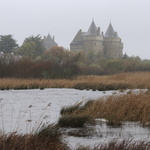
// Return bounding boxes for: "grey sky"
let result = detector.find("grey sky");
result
[0,0,149,59]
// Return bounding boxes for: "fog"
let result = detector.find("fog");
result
[0,0,149,59]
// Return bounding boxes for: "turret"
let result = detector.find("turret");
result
[70,20,123,58]
[83,20,103,53]
[103,23,123,59]
[43,34,58,50]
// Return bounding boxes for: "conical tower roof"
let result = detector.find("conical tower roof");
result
[105,23,115,37]
[47,33,53,40]
[70,29,84,45]
[86,20,97,35]
[46,33,53,41]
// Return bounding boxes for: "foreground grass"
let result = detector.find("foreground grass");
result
[76,140,150,150]
[0,125,69,150]
[1,72,150,90]
[61,91,150,125]
[0,134,67,150]
[0,133,149,150]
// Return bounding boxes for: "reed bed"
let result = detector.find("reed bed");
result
[0,134,68,150]
[0,78,73,90]
[76,139,150,150]
[75,72,150,89]
[0,72,150,90]
[61,91,150,125]
[0,124,70,150]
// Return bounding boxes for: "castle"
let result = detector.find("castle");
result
[43,34,58,50]
[70,20,123,59]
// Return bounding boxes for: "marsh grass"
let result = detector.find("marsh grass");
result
[35,124,62,140]
[1,72,150,90]
[59,100,96,128]
[60,102,82,115]
[58,115,91,128]
[60,91,150,125]
[0,125,69,150]
[76,139,150,150]
[0,104,70,150]
[60,101,94,116]
[74,83,130,91]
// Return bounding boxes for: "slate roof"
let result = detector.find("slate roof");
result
[105,23,116,37]
[70,30,85,45]
[86,20,98,35]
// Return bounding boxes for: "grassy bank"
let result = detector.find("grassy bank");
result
[1,72,150,90]
[60,91,150,126]
[0,124,70,150]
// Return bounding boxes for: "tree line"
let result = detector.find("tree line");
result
[0,34,150,79]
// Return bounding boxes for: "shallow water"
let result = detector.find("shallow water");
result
[67,121,150,149]
[0,88,112,133]
[0,88,149,148]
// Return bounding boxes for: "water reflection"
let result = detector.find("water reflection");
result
[66,120,150,149]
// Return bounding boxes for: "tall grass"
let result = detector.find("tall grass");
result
[0,102,70,149]
[1,72,150,90]
[76,139,150,150]
[0,125,70,150]
[61,91,150,125]
[58,115,91,128]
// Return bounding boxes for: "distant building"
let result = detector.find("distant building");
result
[70,20,123,59]
[43,34,58,50]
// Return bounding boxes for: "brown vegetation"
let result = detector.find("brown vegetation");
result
[61,91,150,125]
[1,72,150,90]
[0,59,79,79]
[0,124,70,150]
[2,49,150,79]
[76,139,150,150]
[0,133,69,150]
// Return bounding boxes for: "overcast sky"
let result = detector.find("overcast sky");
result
[0,0,149,59]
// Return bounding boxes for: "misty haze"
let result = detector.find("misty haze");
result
[0,0,149,150]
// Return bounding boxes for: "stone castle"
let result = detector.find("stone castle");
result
[43,34,58,50]
[70,20,123,59]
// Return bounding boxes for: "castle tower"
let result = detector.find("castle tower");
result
[43,34,58,50]
[103,23,123,59]
[70,29,85,52]
[70,21,123,58]
[83,20,103,53]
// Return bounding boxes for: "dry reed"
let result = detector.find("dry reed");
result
[1,72,150,90]
[0,133,70,150]
[61,91,150,125]
[76,139,150,150]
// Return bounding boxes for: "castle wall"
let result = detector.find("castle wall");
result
[103,38,123,59]
[70,22,123,58]
[83,35,103,53]
[70,42,84,52]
